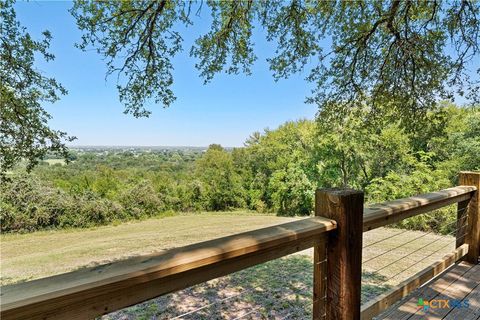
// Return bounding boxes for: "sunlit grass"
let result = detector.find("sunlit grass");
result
[1,214,456,319]
[0,212,296,285]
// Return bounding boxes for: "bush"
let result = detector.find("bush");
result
[1,175,123,232]
[119,180,164,218]
[365,165,454,234]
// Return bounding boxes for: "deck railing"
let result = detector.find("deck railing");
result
[0,216,338,320]
[359,171,479,319]
[1,171,479,320]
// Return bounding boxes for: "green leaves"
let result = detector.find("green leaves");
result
[0,0,75,175]
[3,1,480,173]
[195,144,246,210]
[2,103,477,231]
[71,1,480,123]
[191,0,257,83]
[268,163,314,216]
[71,0,186,117]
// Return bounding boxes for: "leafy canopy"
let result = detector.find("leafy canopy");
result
[2,104,478,232]
[1,0,479,174]
[72,0,480,121]
[0,0,75,174]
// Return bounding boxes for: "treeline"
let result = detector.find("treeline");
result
[1,103,479,233]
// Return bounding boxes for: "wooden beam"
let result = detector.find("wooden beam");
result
[0,217,336,320]
[360,244,469,320]
[316,188,364,320]
[363,186,476,232]
[459,171,480,263]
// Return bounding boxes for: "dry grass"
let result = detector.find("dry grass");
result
[102,226,456,320]
[0,212,298,285]
[1,214,457,319]
[43,159,67,165]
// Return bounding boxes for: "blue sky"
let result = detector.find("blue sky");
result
[15,1,319,147]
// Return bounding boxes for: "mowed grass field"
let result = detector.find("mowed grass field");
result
[1,212,298,285]
[1,213,457,319]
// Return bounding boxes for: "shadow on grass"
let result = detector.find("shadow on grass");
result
[103,255,391,320]
[361,271,391,303]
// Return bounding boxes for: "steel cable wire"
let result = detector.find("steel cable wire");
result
[362,215,466,264]
[384,233,468,281]
[367,226,466,276]
[372,225,463,273]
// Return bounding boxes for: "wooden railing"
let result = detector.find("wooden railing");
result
[0,217,337,320]
[1,171,479,320]
[359,172,479,319]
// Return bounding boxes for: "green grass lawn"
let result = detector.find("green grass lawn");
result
[1,213,457,319]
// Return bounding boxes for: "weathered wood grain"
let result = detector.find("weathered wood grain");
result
[459,172,480,264]
[313,198,329,320]
[317,188,364,320]
[443,265,480,320]
[378,261,474,320]
[407,261,480,319]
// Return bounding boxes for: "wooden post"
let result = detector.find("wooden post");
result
[314,189,364,320]
[458,171,480,263]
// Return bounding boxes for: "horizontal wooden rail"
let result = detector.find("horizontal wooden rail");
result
[363,186,477,232]
[360,243,469,319]
[360,173,480,319]
[0,217,336,320]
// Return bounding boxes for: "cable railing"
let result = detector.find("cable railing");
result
[359,172,479,319]
[0,171,478,320]
[363,216,465,267]
[0,216,337,320]
[362,222,463,290]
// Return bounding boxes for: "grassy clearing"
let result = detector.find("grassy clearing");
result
[0,212,296,285]
[103,228,455,320]
[43,158,67,165]
[1,213,456,319]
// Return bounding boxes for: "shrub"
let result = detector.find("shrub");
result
[365,165,454,234]
[1,175,124,232]
[119,180,164,218]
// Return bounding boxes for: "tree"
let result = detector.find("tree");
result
[3,0,479,173]
[240,120,316,210]
[431,105,480,178]
[268,163,314,216]
[195,144,245,210]
[314,109,417,189]
[72,0,479,123]
[0,0,75,175]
